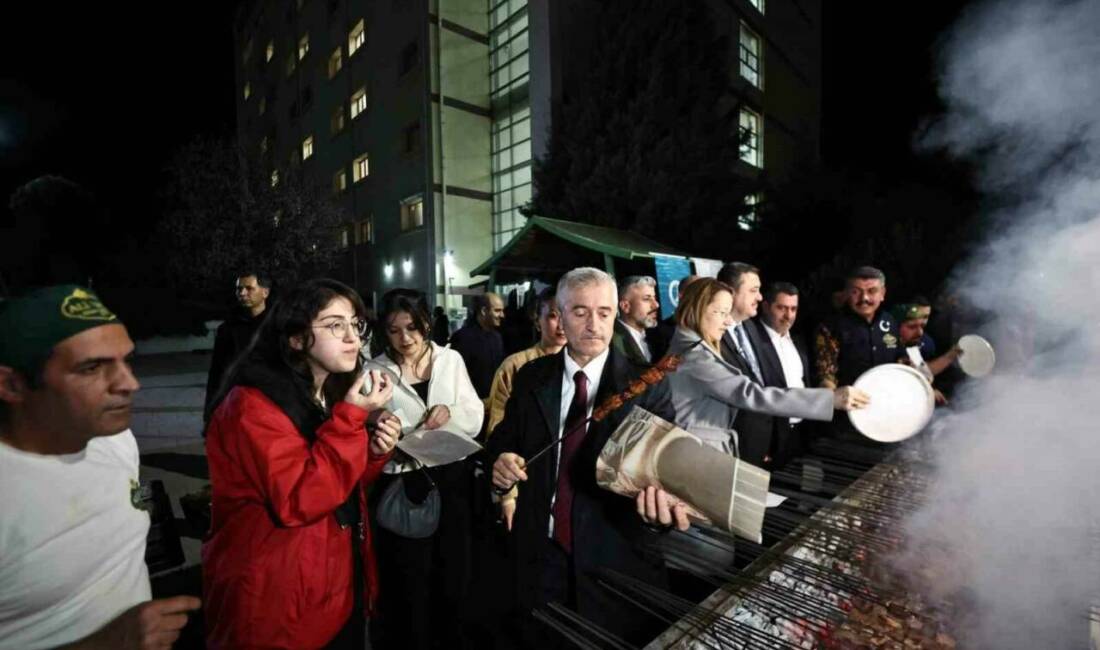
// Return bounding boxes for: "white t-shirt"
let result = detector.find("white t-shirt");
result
[0,430,151,649]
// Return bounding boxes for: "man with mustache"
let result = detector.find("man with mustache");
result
[814,266,899,440]
[612,275,661,364]
[0,285,200,649]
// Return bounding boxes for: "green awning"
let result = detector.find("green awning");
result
[470,216,687,283]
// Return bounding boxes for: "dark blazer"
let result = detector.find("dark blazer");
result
[485,346,673,642]
[720,325,774,466]
[745,318,813,467]
[204,310,267,420]
[611,319,651,366]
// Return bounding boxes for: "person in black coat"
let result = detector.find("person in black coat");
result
[745,282,815,469]
[204,271,271,421]
[715,262,779,467]
[487,268,687,648]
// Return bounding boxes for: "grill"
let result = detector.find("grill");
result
[535,440,970,649]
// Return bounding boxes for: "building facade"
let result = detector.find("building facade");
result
[232,0,821,309]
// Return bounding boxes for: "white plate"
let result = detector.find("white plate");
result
[849,364,935,443]
[957,334,996,377]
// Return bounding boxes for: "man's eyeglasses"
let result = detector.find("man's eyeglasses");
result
[313,319,369,340]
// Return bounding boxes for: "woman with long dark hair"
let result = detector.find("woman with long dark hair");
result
[203,278,402,649]
[365,288,483,650]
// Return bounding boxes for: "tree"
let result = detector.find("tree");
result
[3,175,115,291]
[529,0,756,258]
[158,137,348,298]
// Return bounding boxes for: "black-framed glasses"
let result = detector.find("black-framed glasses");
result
[313,319,368,339]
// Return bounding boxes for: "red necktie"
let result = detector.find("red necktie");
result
[552,370,589,553]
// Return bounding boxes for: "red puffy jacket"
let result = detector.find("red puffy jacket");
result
[202,386,390,649]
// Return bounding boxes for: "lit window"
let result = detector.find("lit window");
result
[333,169,347,193]
[243,82,251,101]
[349,19,365,56]
[350,87,367,119]
[739,23,762,88]
[259,96,266,116]
[271,169,280,187]
[265,40,275,62]
[331,104,346,134]
[298,33,310,60]
[357,216,373,244]
[302,135,314,160]
[739,194,761,231]
[340,226,350,249]
[400,196,424,231]
[739,107,762,168]
[353,153,370,182]
[747,0,765,14]
[328,47,343,78]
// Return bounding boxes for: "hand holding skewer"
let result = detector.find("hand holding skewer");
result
[492,452,527,491]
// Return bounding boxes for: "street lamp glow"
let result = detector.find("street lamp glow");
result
[402,258,413,276]
[383,263,394,279]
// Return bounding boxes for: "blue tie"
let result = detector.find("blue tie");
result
[735,324,763,382]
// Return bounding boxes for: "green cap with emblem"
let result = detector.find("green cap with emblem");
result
[0,285,119,377]
[890,303,932,323]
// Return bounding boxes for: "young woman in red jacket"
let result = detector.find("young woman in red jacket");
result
[203,278,402,649]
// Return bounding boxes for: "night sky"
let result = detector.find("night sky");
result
[0,3,238,236]
[1,1,971,234]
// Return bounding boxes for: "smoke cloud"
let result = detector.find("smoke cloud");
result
[897,1,1100,647]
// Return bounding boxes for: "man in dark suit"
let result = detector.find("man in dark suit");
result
[748,282,814,469]
[714,261,778,467]
[488,267,688,646]
[610,275,662,365]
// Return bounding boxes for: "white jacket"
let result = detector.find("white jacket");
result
[365,342,484,473]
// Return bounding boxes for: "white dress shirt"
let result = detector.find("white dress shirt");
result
[618,319,652,362]
[547,346,609,535]
[762,322,806,424]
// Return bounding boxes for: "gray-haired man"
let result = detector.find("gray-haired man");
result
[488,267,686,646]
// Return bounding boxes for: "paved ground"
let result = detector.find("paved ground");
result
[131,350,212,647]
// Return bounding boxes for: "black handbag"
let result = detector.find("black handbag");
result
[375,462,440,539]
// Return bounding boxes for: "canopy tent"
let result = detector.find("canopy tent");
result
[470,216,690,285]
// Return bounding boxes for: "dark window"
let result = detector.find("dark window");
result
[403,121,421,154]
[400,42,419,76]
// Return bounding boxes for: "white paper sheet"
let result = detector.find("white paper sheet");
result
[396,428,482,467]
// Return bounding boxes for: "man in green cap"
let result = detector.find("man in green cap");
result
[891,296,961,405]
[0,285,200,649]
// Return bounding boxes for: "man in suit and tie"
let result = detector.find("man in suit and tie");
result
[748,281,814,469]
[714,261,778,466]
[611,275,661,365]
[488,267,689,646]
